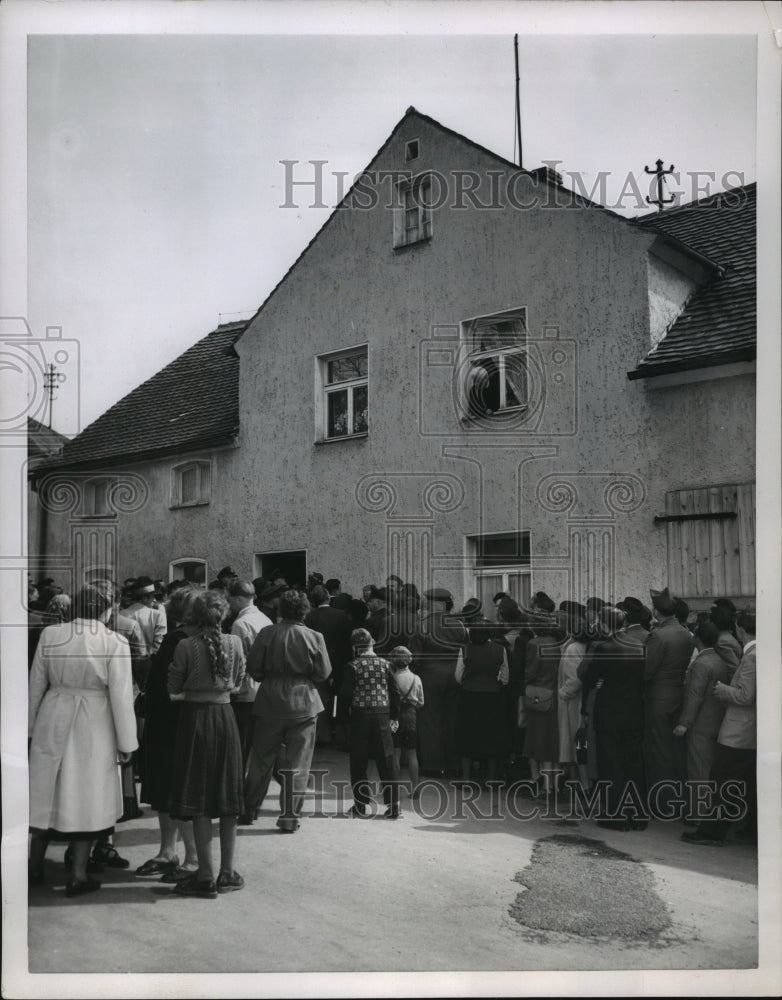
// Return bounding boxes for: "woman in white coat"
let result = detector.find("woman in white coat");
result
[28,582,138,896]
[557,601,590,789]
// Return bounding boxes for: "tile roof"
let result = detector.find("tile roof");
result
[628,183,755,378]
[40,321,245,470]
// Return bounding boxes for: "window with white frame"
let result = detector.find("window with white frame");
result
[171,460,211,508]
[394,173,432,248]
[463,309,528,418]
[467,532,532,613]
[318,346,368,440]
[82,476,116,517]
[169,558,207,586]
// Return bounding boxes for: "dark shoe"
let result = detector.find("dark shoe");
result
[160,865,199,884]
[237,813,255,826]
[384,807,402,819]
[216,870,245,893]
[628,820,648,831]
[173,873,218,899]
[92,843,130,869]
[65,877,101,898]
[135,856,179,878]
[64,846,103,874]
[348,805,368,818]
[277,821,301,833]
[681,831,724,846]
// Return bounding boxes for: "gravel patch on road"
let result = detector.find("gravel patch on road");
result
[509,834,671,940]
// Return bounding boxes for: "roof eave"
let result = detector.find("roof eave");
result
[626,347,756,380]
[31,430,239,478]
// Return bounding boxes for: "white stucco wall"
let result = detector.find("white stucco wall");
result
[35,115,756,608]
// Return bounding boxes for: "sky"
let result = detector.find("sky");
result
[6,5,765,438]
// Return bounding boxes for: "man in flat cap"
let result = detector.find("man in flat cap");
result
[643,587,694,817]
[410,588,467,775]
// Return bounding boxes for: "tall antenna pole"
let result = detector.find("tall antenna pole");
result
[514,34,522,168]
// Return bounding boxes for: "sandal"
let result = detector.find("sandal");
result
[135,856,180,878]
[159,865,198,884]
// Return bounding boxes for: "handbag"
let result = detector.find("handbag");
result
[523,685,554,712]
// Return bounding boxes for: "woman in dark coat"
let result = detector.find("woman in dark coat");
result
[135,586,199,881]
[455,624,510,782]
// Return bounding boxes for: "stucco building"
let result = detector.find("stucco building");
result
[31,109,756,612]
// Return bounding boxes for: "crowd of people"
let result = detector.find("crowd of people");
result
[27,566,757,900]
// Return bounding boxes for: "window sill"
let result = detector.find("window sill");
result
[314,433,369,446]
[392,235,432,253]
[169,500,211,509]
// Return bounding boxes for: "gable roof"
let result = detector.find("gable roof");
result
[628,183,756,379]
[38,107,629,475]
[38,321,246,471]
[27,416,68,462]
[237,106,627,345]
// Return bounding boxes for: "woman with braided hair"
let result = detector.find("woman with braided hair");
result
[168,589,246,898]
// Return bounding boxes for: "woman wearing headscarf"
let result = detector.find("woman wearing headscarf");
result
[167,590,246,898]
[28,582,137,895]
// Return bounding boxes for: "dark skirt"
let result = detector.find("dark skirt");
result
[523,694,559,763]
[170,702,244,819]
[139,698,180,813]
[393,705,418,750]
[455,690,510,760]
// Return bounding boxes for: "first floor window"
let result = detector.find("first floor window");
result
[468,531,532,612]
[171,460,211,507]
[319,346,368,440]
[169,559,207,586]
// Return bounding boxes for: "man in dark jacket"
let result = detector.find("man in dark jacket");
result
[643,587,694,816]
[304,584,353,744]
[581,606,647,829]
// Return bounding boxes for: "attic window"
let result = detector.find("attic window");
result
[171,460,211,508]
[394,173,433,248]
[405,139,419,162]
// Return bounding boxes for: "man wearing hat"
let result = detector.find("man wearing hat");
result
[124,575,168,658]
[643,587,694,817]
[409,588,468,775]
[616,596,653,635]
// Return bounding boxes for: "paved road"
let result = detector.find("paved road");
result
[27,748,758,975]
